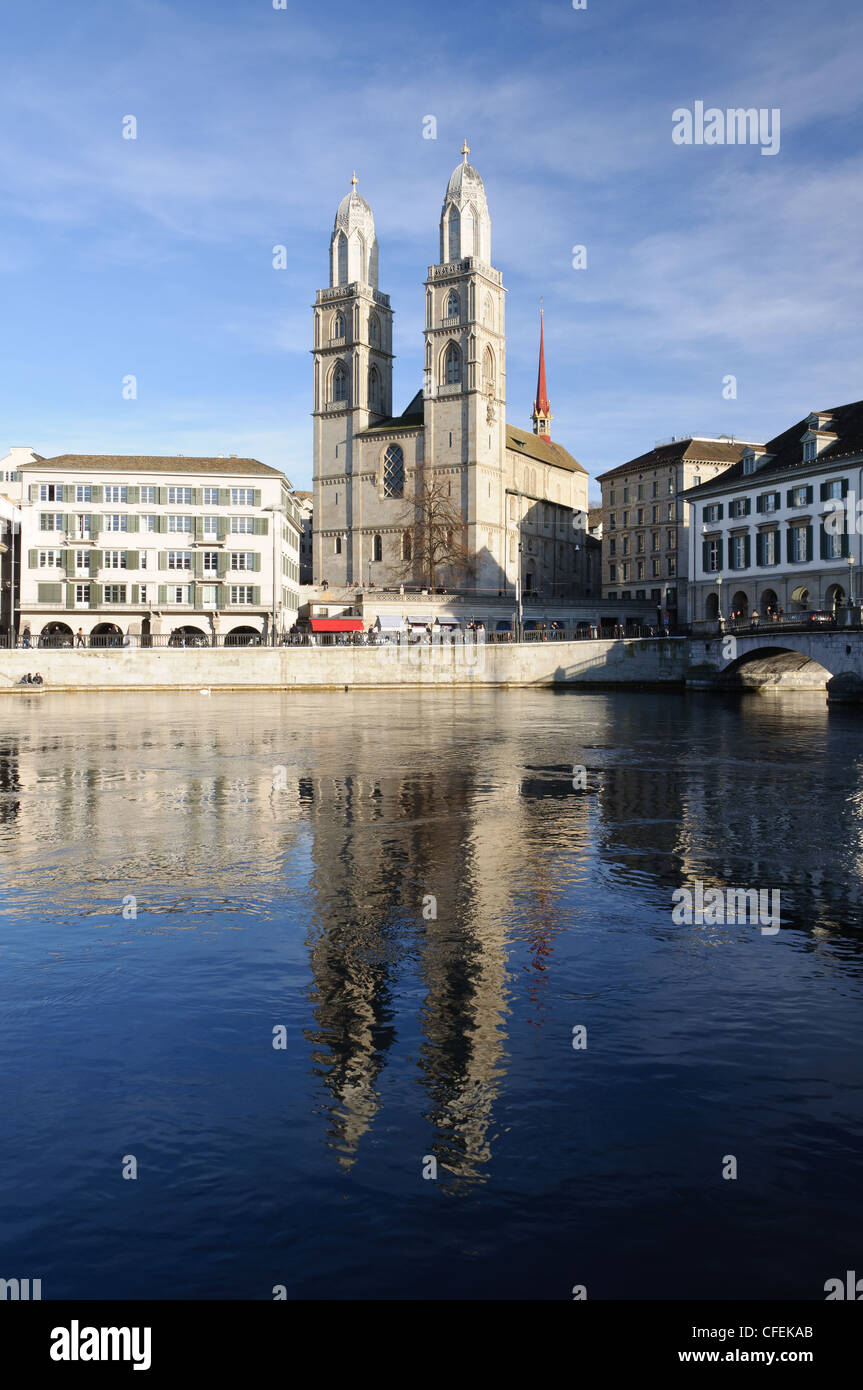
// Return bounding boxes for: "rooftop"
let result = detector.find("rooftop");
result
[23,454,286,478]
[686,399,863,498]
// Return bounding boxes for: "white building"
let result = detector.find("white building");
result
[16,454,302,644]
[312,151,590,599]
[686,400,863,623]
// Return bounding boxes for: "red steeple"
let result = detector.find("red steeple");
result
[531,307,552,441]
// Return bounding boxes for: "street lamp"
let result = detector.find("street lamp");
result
[264,503,286,646]
[848,554,855,616]
[716,574,723,626]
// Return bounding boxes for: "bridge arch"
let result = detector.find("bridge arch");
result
[718,643,834,690]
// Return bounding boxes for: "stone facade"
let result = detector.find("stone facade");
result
[312,152,589,600]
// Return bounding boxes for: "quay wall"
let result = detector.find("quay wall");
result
[0,638,689,692]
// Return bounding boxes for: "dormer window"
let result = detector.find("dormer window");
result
[803,438,816,462]
[743,454,755,475]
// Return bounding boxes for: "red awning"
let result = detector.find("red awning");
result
[309,618,364,633]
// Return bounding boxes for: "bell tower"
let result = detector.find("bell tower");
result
[312,175,393,585]
[422,144,507,591]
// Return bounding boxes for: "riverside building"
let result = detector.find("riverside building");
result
[596,436,761,625]
[685,400,863,624]
[16,454,302,644]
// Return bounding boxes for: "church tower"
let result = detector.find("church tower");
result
[531,309,553,441]
[312,175,393,585]
[423,144,507,591]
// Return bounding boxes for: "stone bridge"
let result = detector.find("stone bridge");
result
[688,628,863,698]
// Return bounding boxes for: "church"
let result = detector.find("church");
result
[311,146,590,599]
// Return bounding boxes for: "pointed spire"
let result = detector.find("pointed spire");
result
[461,140,470,162]
[531,306,553,441]
[350,170,358,189]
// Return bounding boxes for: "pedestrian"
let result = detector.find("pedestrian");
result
[76,627,85,647]
[751,608,760,631]
[22,627,31,649]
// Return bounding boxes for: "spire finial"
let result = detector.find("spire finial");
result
[350,170,358,189]
[461,140,470,163]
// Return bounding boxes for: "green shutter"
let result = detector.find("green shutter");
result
[62,514,73,534]
[131,585,138,605]
[158,487,169,505]
[89,583,101,607]
[217,584,230,607]
[159,552,168,570]
[842,479,849,498]
[775,529,781,564]
[63,484,75,504]
[193,551,204,578]
[744,534,751,568]
[28,548,38,568]
[89,486,101,503]
[756,495,764,514]
[820,523,828,560]
[158,515,168,533]
[218,552,230,577]
[717,539,723,570]
[126,514,139,533]
[217,517,229,541]
[253,489,262,507]
[29,484,38,501]
[805,524,813,561]
[755,533,763,566]
[37,582,63,603]
[786,488,794,506]
[191,487,203,506]
[254,517,268,536]
[716,504,724,520]
[90,515,101,537]
[66,583,75,609]
[744,498,751,516]
[806,486,813,504]
[126,550,139,570]
[90,549,102,573]
[195,517,204,542]
[158,585,167,605]
[702,539,709,572]
[219,488,231,506]
[252,552,261,572]
[63,550,76,575]
[126,486,140,504]
[252,586,261,605]
[820,481,829,501]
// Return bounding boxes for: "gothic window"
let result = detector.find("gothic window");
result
[383,444,405,498]
[446,290,460,321]
[334,535,342,555]
[332,362,348,403]
[373,534,382,562]
[446,205,460,261]
[369,312,380,344]
[444,342,461,385]
[482,294,494,330]
[368,366,380,410]
[332,312,345,339]
[402,531,412,562]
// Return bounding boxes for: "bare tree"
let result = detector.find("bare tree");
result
[394,476,474,590]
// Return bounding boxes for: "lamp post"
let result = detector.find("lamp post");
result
[515,533,524,641]
[716,574,723,629]
[264,503,286,646]
[848,554,856,621]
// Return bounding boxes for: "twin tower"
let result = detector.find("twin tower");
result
[311,146,510,590]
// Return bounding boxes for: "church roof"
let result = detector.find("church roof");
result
[444,143,488,210]
[334,180,375,235]
[357,390,425,437]
[506,424,585,474]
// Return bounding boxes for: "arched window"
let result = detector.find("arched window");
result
[483,345,495,390]
[402,531,412,562]
[444,342,461,385]
[332,312,345,340]
[336,233,348,285]
[368,366,380,410]
[482,294,494,330]
[373,534,382,562]
[368,312,380,344]
[332,362,348,403]
[383,444,405,498]
[334,535,342,555]
[446,528,454,549]
[446,205,460,261]
[446,290,460,321]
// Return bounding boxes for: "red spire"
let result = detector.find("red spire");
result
[532,307,552,440]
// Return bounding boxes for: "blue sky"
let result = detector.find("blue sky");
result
[2,0,862,498]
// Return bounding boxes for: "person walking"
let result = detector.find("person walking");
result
[751,609,759,631]
[76,627,86,648]
[22,627,31,649]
